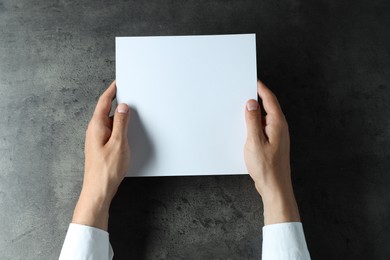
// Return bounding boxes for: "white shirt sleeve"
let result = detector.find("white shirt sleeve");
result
[262,222,310,260]
[59,223,114,260]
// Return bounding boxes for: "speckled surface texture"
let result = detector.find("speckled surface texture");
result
[0,0,389,259]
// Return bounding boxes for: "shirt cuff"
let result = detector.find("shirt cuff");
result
[262,222,310,260]
[59,223,114,260]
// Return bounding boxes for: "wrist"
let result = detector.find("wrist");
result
[72,188,113,231]
[257,185,301,225]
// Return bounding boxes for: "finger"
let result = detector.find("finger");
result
[111,103,130,142]
[108,115,114,129]
[257,80,284,117]
[257,80,287,144]
[93,80,116,118]
[245,99,266,143]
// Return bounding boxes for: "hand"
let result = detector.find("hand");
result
[244,80,300,225]
[72,80,131,230]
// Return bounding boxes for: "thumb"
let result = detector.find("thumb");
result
[245,99,265,143]
[112,103,130,141]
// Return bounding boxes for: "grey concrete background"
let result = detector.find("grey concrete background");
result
[0,0,389,259]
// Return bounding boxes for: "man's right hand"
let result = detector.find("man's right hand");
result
[244,80,300,225]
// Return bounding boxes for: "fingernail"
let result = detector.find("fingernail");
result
[247,101,258,111]
[117,103,129,114]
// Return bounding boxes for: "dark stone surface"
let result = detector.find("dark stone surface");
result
[0,0,389,259]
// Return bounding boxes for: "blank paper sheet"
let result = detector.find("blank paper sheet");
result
[116,34,257,177]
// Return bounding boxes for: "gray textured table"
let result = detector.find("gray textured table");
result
[0,0,389,259]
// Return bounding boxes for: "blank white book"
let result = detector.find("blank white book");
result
[116,34,257,177]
